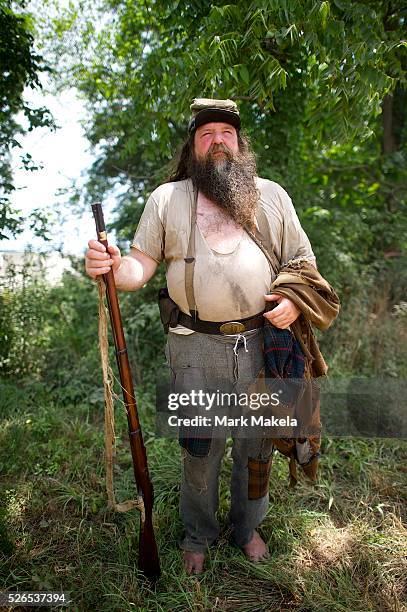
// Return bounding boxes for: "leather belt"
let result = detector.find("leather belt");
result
[175,310,265,335]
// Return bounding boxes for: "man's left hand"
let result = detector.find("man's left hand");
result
[263,294,300,329]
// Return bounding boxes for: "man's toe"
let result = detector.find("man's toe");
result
[240,531,270,563]
[182,551,205,574]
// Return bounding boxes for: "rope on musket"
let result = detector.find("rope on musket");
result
[97,279,145,524]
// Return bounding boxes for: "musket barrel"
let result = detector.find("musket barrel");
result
[91,202,106,238]
[91,202,160,580]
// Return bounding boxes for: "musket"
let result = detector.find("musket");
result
[91,202,160,580]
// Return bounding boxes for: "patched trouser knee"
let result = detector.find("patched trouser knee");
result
[181,447,212,494]
[246,437,274,500]
[247,454,273,500]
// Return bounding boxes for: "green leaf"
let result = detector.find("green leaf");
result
[240,64,250,85]
[319,1,330,28]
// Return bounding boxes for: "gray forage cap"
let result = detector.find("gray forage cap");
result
[188,98,241,134]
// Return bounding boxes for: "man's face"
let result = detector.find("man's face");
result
[194,121,239,161]
[188,125,258,229]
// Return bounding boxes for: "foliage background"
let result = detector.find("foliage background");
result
[0,1,406,610]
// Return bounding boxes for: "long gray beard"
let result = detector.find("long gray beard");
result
[187,145,259,230]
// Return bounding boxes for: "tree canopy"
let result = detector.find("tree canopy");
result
[0,0,54,239]
[45,0,406,285]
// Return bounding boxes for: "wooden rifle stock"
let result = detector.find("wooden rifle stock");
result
[91,202,160,580]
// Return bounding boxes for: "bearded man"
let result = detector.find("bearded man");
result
[85,98,317,575]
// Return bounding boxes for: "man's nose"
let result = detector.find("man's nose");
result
[212,131,224,144]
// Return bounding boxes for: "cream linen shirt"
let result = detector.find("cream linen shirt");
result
[131,177,315,332]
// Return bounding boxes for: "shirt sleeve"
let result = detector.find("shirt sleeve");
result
[130,193,164,263]
[277,185,316,265]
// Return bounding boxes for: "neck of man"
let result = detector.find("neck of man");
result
[197,191,241,224]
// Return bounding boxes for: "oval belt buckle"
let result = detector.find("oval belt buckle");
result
[219,321,246,335]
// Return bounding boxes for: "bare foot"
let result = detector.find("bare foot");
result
[182,550,205,574]
[242,530,270,562]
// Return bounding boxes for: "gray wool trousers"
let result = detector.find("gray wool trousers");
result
[165,328,274,553]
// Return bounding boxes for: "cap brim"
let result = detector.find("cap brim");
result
[188,108,241,133]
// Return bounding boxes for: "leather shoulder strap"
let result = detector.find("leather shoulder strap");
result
[184,186,198,319]
[244,205,280,275]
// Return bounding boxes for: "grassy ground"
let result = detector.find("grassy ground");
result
[0,378,406,612]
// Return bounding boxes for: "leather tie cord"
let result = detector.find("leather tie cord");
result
[97,279,145,522]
